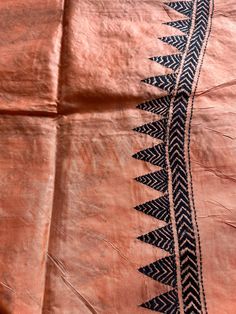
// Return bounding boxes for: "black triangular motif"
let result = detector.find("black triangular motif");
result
[137,96,171,117]
[159,35,187,52]
[135,170,168,193]
[134,195,170,223]
[133,119,167,141]
[132,143,166,167]
[150,54,182,71]
[165,1,193,17]
[140,289,179,314]
[139,255,177,287]
[164,19,191,34]
[137,223,174,253]
[142,73,176,93]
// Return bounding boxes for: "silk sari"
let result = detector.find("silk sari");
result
[0,1,235,313]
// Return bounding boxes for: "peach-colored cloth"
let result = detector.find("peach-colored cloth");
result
[0,1,235,314]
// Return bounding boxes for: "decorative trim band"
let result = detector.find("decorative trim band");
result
[133,1,214,313]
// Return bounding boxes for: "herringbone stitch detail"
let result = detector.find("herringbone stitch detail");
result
[133,143,166,167]
[159,35,187,52]
[139,255,177,286]
[168,1,212,312]
[150,54,182,71]
[164,19,191,34]
[138,224,174,254]
[133,0,212,312]
[165,1,193,17]
[135,169,168,193]
[133,118,168,141]
[137,96,171,117]
[142,73,177,93]
[135,195,170,223]
[140,289,180,314]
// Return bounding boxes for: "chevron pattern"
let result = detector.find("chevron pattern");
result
[150,54,182,71]
[138,224,174,254]
[135,195,170,223]
[159,35,187,52]
[168,0,212,312]
[137,96,171,117]
[133,143,166,167]
[133,118,167,141]
[164,19,191,34]
[165,1,193,17]
[142,73,176,93]
[133,0,212,312]
[139,255,177,286]
[140,289,179,314]
[135,170,168,193]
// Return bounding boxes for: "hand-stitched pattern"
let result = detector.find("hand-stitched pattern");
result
[133,1,214,313]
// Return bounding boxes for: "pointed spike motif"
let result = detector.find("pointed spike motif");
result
[132,143,166,167]
[150,54,182,71]
[142,73,176,93]
[159,35,187,52]
[133,119,167,141]
[137,96,171,117]
[137,223,174,253]
[139,255,177,287]
[134,195,170,223]
[135,170,168,193]
[140,289,179,314]
[164,19,191,34]
[165,1,193,17]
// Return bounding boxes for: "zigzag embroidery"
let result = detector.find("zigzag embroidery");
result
[140,289,180,314]
[133,0,213,313]
[159,35,187,53]
[150,54,182,71]
[165,1,193,17]
[133,143,166,167]
[137,224,174,254]
[133,118,168,141]
[142,73,177,93]
[137,95,171,117]
[139,255,177,287]
[164,19,191,34]
[134,195,170,223]
[135,170,168,193]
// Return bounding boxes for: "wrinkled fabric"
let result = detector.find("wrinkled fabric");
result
[0,1,235,314]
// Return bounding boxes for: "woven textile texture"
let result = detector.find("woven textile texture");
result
[0,1,235,313]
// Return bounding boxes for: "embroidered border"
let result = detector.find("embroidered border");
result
[133,1,214,313]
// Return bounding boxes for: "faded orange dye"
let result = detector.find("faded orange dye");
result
[0,1,235,314]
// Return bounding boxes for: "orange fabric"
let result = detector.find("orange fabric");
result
[0,1,235,314]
